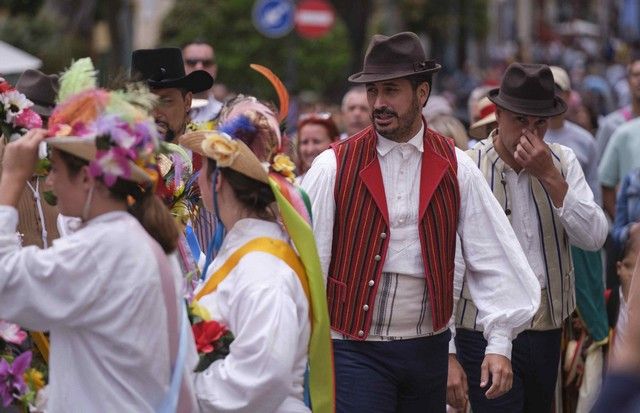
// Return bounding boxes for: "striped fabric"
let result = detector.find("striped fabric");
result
[328,126,460,339]
[457,137,574,331]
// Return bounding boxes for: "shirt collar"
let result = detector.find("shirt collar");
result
[376,122,424,157]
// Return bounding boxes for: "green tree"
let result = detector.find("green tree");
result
[160,0,350,103]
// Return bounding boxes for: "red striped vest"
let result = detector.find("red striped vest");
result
[327,124,460,339]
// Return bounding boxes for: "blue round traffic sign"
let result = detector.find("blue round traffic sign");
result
[252,0,295,39]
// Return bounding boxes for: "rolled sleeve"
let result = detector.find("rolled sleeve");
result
[554,147,608,251]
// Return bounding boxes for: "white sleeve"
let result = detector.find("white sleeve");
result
[553,146,608,251]
[0,206,101,330]
[300,149,337,283]
[455,149,541,358]
[195,283,302,413]
[449,235,465,354]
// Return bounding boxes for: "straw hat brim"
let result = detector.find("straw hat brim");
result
[469,112,497,139]
[179,131,269,184]
[46,136,152,184]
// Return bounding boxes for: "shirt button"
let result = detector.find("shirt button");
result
[374,254,381,261]
[368,280,375,287]
[380,232,387,239]
[358,330,364,337]
[363,304,369,311]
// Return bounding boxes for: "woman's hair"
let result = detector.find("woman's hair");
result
[205,158,276,220]
[428,114,469,149]
[295,114,340,173]
[56,149,179,253]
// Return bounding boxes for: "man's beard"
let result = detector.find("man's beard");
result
[371,95,422,141]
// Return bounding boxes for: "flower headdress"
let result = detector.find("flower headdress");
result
[0,78,42,142]
[45,58,160,186]
[180,64,334,413]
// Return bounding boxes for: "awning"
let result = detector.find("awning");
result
[0,41,42,75]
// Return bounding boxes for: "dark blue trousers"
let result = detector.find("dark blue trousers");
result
[333,330,450,413]
[455,328,562,413]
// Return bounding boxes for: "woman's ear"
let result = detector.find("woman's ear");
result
[79,165,97,189]
[215,171,223,192]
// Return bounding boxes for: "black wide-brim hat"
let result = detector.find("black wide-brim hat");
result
[131,48,213,93]
[488,62,567,118]
[348,32,441,83]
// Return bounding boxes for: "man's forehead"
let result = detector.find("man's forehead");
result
[183,43,214,57]
[365,79,407,88]
[152,87,183,97]
[499,107,549,121]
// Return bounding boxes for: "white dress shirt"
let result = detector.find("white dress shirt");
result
[501,145,607,288]
[195,218,310,413]
[302,124,541,357]
[0,208,197,412]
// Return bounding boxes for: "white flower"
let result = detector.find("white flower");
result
[1,90,32,123]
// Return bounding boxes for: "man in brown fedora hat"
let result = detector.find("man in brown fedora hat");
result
[303,32,540,412]
[452,62,607,412]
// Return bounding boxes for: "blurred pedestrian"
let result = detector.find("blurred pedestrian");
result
[339,86,370,139]
[295,113,339,180]
[182,40,223,125]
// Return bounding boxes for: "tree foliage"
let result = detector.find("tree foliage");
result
[160,0,351,102]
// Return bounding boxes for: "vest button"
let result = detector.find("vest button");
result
[363,304,369,311]
[505,208,511,215]
[374,254,381,261]
[368,280,375,287]
[358,330,364,337]
[380,232,387,239]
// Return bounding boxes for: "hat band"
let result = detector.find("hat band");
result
[478,104,496,119]
[497,91,556,111]
[362,60,436,74]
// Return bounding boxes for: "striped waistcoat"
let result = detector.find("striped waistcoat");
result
[456,137,574,331]
[327,125,460,340]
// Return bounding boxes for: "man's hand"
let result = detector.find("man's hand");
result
[513,128,555,179]
[0,129,47,207]
[514,128,568,207]
[447,354,469,410]
[480,353,513,399]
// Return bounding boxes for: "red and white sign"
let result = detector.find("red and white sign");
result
[294,0,336,39]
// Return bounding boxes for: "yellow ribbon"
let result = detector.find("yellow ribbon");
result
[194,237,311,308]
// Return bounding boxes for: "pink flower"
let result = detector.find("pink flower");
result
[14,108,42,129]
[89,147,131,186]
[0,321,26,345]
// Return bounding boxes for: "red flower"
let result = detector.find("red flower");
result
[0,82,13,93]
[192,320,228,354]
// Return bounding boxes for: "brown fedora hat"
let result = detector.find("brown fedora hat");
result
[15,69,58,117]
[488,63,567,117]
[348,32,441,83]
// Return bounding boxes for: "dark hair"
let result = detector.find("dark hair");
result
[206,158,276,220]
[56,149,179,253]
[181,39,214,51]
[407,74,433,107]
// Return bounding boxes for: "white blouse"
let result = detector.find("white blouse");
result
[195,218,311,413]
[0,207,197,412]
